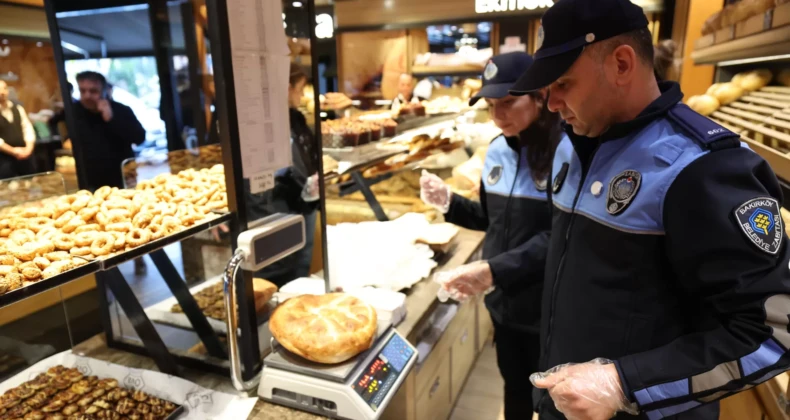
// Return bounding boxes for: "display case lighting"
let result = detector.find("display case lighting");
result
[293,1,303,7]
[718,54,790,67]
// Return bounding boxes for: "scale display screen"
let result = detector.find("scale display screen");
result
[350,333,414,411]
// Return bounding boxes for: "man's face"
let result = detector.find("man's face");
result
[398,75,413,98]
[547,48,615,138]
[0,81,8,104]
[78,79,104,111]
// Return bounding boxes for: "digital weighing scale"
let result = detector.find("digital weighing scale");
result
[225,213,418,419]
[259,325,417,420]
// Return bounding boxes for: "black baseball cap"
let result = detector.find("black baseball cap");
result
[469,52,534,106]
[509,0,649,94]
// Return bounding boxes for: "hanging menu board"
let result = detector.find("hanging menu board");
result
[226,0,292,190]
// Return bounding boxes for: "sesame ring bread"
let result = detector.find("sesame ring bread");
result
[269,293,377,364]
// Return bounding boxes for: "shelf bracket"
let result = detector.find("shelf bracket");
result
[148,250,227,359]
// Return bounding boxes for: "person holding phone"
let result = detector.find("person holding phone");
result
[71,71,145,191]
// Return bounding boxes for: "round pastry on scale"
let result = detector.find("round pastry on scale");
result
[269,293,378,364]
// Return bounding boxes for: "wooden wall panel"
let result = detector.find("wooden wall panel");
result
[0,38,61,113]
[0,4,49,39]
[337,30,408,98]
[678,0,723,100]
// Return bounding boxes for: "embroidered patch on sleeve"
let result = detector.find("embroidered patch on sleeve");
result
[734,197,783,255]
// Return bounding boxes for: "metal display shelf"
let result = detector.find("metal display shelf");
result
[0,213,232,311]
[0,260,101,308]
[98,213,232,269]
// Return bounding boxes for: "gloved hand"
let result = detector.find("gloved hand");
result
[301,173,320,202]
[433,261,493,302]
[531,358,639,420]
[420,170,452,214]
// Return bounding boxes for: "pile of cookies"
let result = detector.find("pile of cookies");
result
[0,165,228,295]
[0,364,179,420]
[134,164,228,213]
[170,278,277,321]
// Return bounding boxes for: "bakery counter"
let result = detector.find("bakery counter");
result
[69,227,486,420]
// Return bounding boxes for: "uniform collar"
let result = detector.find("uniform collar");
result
[563,81,683,144]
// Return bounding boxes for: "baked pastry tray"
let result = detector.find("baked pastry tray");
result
[144,275,274,335]
[0,213,233,310]
[264,321,391,383]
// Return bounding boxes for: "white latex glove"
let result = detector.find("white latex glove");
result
[433,261,493,302]
[301,173,320,202]
[531,358,639,420]
[420,169,451,214]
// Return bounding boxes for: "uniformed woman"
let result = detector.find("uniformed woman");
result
[420,52,566,419]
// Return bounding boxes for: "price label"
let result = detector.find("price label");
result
[249,170,275,194]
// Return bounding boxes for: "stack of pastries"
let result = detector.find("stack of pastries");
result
[0,165,229,296]
[0,365,179,420]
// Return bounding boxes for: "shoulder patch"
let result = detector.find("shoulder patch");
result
[734,197,783,255]
[487,165,503,185]
[667,104,738,149]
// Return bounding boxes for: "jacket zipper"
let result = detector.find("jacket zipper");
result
[541,143,600,388]
[499,149,522,324]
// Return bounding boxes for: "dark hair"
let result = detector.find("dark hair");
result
[653,39,676,81]
[524,90,562,181]
[76,71,107,88]
[289,63,308,86]
[595,28,655,66]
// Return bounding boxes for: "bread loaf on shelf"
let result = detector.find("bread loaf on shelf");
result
[707,82,744,105]
[687,95,721,116]
[778,69,790,87]
[733,69,773,91]
[702,10,723,35]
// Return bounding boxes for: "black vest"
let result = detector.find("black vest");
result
[0,105,25,147]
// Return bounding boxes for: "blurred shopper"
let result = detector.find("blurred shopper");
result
[0,80,36,179]
[72,71,145,190]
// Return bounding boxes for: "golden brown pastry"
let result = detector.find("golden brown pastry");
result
[707,83,743,105]
[778,69,790,87]
[269,293,377,364]
[687,95,720,116]
[733,69,772,91]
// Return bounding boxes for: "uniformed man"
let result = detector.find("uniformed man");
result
[508,0,790,419]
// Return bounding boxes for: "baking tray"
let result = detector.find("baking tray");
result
[97,213,232,269]
[0,214,233,310]
[0,259,102,309]
[144,275,276,335]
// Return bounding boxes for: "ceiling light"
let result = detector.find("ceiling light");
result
[293,1,303,7]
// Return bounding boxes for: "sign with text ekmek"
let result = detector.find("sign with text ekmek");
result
[475,0,553,14]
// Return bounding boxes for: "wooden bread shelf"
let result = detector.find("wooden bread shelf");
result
[691,25,790,65]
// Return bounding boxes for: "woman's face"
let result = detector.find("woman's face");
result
[289,77,307,108]
[486,92,543,137]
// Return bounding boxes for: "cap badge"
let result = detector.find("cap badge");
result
[536,25,545,50]
[484,62,498,81]
[585,33,596,43]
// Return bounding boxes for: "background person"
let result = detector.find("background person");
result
[0,80,36,179]
[421,52,565,419]
[508,0,790,418]
[72,71,145,191]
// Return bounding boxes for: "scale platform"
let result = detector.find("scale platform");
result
[259,325,417,420]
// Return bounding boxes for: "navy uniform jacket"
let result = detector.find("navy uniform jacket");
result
[445,132,568,331]
[537,81,790,419]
